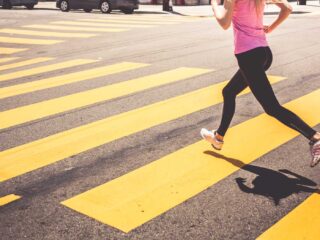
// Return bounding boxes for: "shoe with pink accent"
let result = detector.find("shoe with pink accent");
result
[200,128,224,150]
[310,140,320,167]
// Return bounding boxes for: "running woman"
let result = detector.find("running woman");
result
[200,0,320,166]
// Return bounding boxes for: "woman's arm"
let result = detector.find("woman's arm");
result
[211,0,235,30]
[264,0,292,33]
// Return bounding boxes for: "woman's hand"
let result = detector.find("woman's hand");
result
[263,25,272,33]
[265,0,292,33]
[263,24,276,34]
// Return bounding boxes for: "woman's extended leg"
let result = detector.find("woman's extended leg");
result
[236,47,316,140]
[237,49,320,166]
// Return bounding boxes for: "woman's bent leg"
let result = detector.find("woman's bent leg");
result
[217,70,248,136]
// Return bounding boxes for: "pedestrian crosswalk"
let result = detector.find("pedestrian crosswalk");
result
[0,57,20,64]
[0,67,211,129]
[0,59,97,82]
[51,21,154,28]
[0,194,21,207]
[0,47,27,54]
[257,192,320,240]
[0,14,319,240]
[0,15,199,55]
[0,54,319,237]
[0,57,53,72]
[78,18,177,25]
[87,16,195,22]
[0,36,63,45]
[0,29,96,38]
[23,24,128,33]
[0,62,147,99]
[0,65,284,182]
[61,88,320,233]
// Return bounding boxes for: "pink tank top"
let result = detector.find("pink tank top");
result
[232,0,268,54]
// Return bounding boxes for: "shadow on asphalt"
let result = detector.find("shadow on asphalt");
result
[264,11,310,15]
[132,11,169,14]
[69,10,169,14]
[0,7,58,11]
[1,8,169,14]
[204,150,319,205]
[305,4,320,7]
[169,10,186,16]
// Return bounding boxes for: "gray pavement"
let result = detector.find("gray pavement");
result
[0,2,320,240]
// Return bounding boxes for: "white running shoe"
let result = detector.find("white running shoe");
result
[200,128,224,150]
[310,140,320,167]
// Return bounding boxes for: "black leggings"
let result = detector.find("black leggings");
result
[217,46,316,140]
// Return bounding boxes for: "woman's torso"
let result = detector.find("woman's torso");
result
[232,0,268,54]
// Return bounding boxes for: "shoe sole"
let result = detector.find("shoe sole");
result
[310,157,320,167]
[211,144,222,151]
[200,129,222,151]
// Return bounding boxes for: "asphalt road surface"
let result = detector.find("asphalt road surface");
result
[0,3,320,240]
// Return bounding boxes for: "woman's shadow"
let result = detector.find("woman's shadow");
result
[204,151,319,205]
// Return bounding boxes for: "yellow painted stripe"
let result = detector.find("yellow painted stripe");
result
[79,19,175,25]
[0,47,27,54]
[0,36,63,45]
[0,67,212,129]
[0,62,147,99]
[61,89,320,233]
[0,75,285,182]
[0,28,96,38]
[23,25,128,33]
[0,194,21,206]
[91,16,194,22]
[51,21,153,28]
[0,59,97,83]
[0,57,53,72]
[0,57,19,64]
[257,193,320,240]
